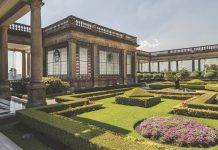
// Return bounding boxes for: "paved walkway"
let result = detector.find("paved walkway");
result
[0,132,22,150]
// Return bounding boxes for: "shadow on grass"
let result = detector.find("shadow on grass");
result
[72,116,131,135]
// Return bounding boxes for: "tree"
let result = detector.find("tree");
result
[177,68,190,81]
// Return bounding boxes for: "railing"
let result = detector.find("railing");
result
[43,15,137,44]
[9,23,31,33]
[148,44,218,57]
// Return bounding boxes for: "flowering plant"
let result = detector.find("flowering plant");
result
[135,117,218,147]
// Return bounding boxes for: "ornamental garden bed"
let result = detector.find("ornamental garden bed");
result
[135,117,218,147]
[115,88,161,108]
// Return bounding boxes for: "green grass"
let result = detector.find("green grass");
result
[71,97,218,150]
[0,117,70,150]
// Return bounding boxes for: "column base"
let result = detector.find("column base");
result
[27,82,46,108]
[0,81,11,100]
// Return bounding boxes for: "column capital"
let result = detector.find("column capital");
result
[29,0,43,9]
[68,38,77,44]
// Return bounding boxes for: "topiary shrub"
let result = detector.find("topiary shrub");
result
[187,79,206,85]
[11,78,31,94]
[204,71,216,79]
[205,84,218,92]
[124,88,153,97]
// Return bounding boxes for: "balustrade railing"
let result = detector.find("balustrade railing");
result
[9,23,31,33]
[43,16,137,44]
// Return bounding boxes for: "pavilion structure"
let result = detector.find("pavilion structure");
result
[0,0,46,107]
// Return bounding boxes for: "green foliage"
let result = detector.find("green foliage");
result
[53,103,103,117]
[190,71,201,78]
[11,77,70,95]
[205,84,218,92]
[172,107,218,119]
[149,82,174,89]
[124,88,153,97]
[115,95,161,108]
[189,92,217,104]
[188,103,218,111]
[187,79,206,85]
[204,71,216,79]
[164,71,176,81]
[177,68,190,81]
[207,64,218,71]
[43,77,70,95]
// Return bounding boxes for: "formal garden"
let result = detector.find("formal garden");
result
[1,65,218,150]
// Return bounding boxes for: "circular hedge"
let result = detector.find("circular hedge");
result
[135,117,218,147]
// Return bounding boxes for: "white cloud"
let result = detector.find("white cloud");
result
[137,39,160,51]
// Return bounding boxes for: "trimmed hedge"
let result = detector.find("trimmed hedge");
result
[187,79,206,85]
[53,103,103,117]
[149,90,203,96]
[115,96,161,108]
[188,103,218,111]
[190,92,217,104]
[180,84,206,90]
[17,109,156,150]
[160,94,192,100]
[123,88,154,97]
[172,107,218,119]
[205,84,218,92]
[149,83,174,89]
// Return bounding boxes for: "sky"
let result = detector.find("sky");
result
[12,0,218,74]
[17,0,218,52]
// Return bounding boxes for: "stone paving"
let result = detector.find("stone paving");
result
[0,132,22,150]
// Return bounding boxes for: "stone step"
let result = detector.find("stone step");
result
[0,109,10,115]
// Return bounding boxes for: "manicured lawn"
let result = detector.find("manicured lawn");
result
[72,97,218,150]
[0,118,70,150]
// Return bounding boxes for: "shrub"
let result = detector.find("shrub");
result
[205,84,218,92]
[11,77,70,95]
[135,117,218,147]
[17,109,153,150]
[190,92,217,104]
[149,82,174,89]
[124,88,153,97]
[43,77,70,95]
[180,84,206,90]
[177,68,190,81]
[153,73,163,80]
[115,96,161,108]
[172,107,218,119]
[164,71,176,81]
[187,79,206,85]
[187,103,218,111]
[204,71,216,79]
[190,71,201,78]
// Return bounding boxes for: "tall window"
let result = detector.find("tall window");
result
[99,50,120,75]
[47,47,68,76]
[79,47,88,75]
[127,54,132,75]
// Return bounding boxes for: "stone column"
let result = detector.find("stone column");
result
[198,59,201,71]
[192,59,195,71]
[122,50,127,84]
[133,51,138,83]
[27,53,31,77]
[22,51,26,78]
[148,61,151,72]
[92,44,98,87]
[27,0,46,107]
[68,39,77,85]
[168,60,171,71]
[0,26,11,100]
[176,61,179,72]
[157,62,160,72]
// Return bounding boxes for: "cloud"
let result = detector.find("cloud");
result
[137,39,160,51]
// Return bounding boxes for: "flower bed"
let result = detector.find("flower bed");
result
[135,117,218,147]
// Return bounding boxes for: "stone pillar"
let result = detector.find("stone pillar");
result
[27,53,31,77]
[148,61,151,72]
[176,61,179,72]
[122,50,127,84]
[133,51,138,83]
[0,26,11,100]
[92,44,98,87]
[22,51,26,78]
[168,60,171,71]
[27,0,46,107]
[68,39,77,85]
[192,59,195,71]
[157,62,160,72]
[198,59,201,71]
